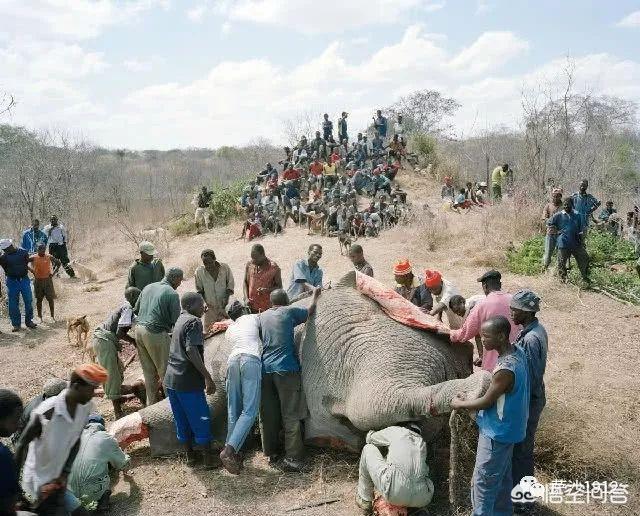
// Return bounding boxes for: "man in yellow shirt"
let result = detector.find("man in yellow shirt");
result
[491,163,509,201]
[323,160,337,189]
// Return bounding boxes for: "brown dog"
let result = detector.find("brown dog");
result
[67,315,92,360]
[338,231,352,256]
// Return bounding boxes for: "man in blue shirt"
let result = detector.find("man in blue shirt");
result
[259,287,320,472]
[510,290,548,513]
[286,244,323,302]
[571,179,601,229]
[451,316,530,516]
[547,197,590,284]
[0,239,36,331]
[21,219,48,254]
[373,110,388,138]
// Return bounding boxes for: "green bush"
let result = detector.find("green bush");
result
[168,215,197,236]
[507,235,545,275]
[207,180,245,226]
[411,133,438,165]
[507,229,640,303]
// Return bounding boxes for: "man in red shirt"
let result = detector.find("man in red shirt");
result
[309,158,324,178]
[282,163,301,181]
[243,244,283,313]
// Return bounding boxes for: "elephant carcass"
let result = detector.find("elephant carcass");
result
[132,271,486,456]
[300,271,481,450]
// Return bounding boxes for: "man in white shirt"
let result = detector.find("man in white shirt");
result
[15,364,107,515]
[424,270,464,329]
[43,215,75,278]
[219,314,263,474]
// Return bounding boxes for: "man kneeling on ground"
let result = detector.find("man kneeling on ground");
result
[259,287,320,472]
[355,422,434,515]
[163,292,218,469]
[68,414,130,514]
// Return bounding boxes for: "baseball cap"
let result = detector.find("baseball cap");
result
[139,241,157,256]
[477,270,501,283]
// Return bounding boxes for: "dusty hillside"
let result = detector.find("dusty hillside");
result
[1,169,638,515]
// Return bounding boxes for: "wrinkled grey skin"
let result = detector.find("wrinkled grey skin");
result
[139,271,485,456]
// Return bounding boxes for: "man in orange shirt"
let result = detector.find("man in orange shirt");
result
[243,244,282,313]
[29,243,60,321]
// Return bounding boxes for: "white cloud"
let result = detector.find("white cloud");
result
[216,0,446,33]
[450,31,530,76]
[1,0,170,40]
[187,4,207,22]
[476,0,492,14]
[617,10,640,28]
[123,56,163,72]
[221,21,232,34]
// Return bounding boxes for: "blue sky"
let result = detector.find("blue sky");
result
[2,0,639,149]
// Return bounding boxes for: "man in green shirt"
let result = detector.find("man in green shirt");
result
[126,241,165,291]
[134,267,183,405]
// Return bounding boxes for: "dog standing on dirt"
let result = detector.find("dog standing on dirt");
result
[68,260,98,283]
[338,231,352,255]
[67,315,93,360]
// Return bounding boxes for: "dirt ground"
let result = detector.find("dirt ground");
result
[1,170,638,515]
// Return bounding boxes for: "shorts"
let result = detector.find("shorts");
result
[34,277,56,300]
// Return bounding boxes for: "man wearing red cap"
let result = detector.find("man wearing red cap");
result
[393,259,433,311]
[424,270,463,329]
[15,365,106,516]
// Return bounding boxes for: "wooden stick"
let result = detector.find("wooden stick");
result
[284,497,341,513]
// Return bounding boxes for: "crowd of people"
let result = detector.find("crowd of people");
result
[0,217,76,333]
[0,108,637,516]
[195,110,413,241]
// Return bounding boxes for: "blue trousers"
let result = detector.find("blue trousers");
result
[225,353,262,452]
[471,434,514,516]
[6,276,33,328]
[512,400,544,488]
[166,388,212,446]
[542,234,558,269]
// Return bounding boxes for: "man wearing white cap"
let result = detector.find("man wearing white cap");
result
[0,239,37,331]
[126,241,165,292]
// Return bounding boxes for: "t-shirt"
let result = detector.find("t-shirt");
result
[286,259,323,300]
[354,261,374,277]
[261,306,308,373]
[454,193,466,205]
[491,166,506,187]
[245,260,281,312]
[126,259,165,291]
[309,162,324,177]
[0,443,19,507]
[571,192,601,227]
[0,247,30,279]
[542,202,562,235]
[32,253,54,280]
[547,211,584,249]
[433,278,463,329]
[163,311,206,392]
[43,224,67,246]
[477,346,530,443]
[282,168,301,181]
[134,279,181,333]
[226,314,262,360]
[323,163,337,176]
[100,302,134,334]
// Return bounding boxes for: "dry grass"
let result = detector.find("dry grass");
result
[1,167,639,515]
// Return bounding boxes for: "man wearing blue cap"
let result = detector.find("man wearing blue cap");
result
[510,289,548,514]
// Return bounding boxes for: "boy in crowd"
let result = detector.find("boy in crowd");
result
[30,243,60,321]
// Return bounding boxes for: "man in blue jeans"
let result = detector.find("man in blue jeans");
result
[220,313,263,474]
[451,316,530,516]
[0,239,37,332]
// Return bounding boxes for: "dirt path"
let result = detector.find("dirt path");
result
[2,170,638,515]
